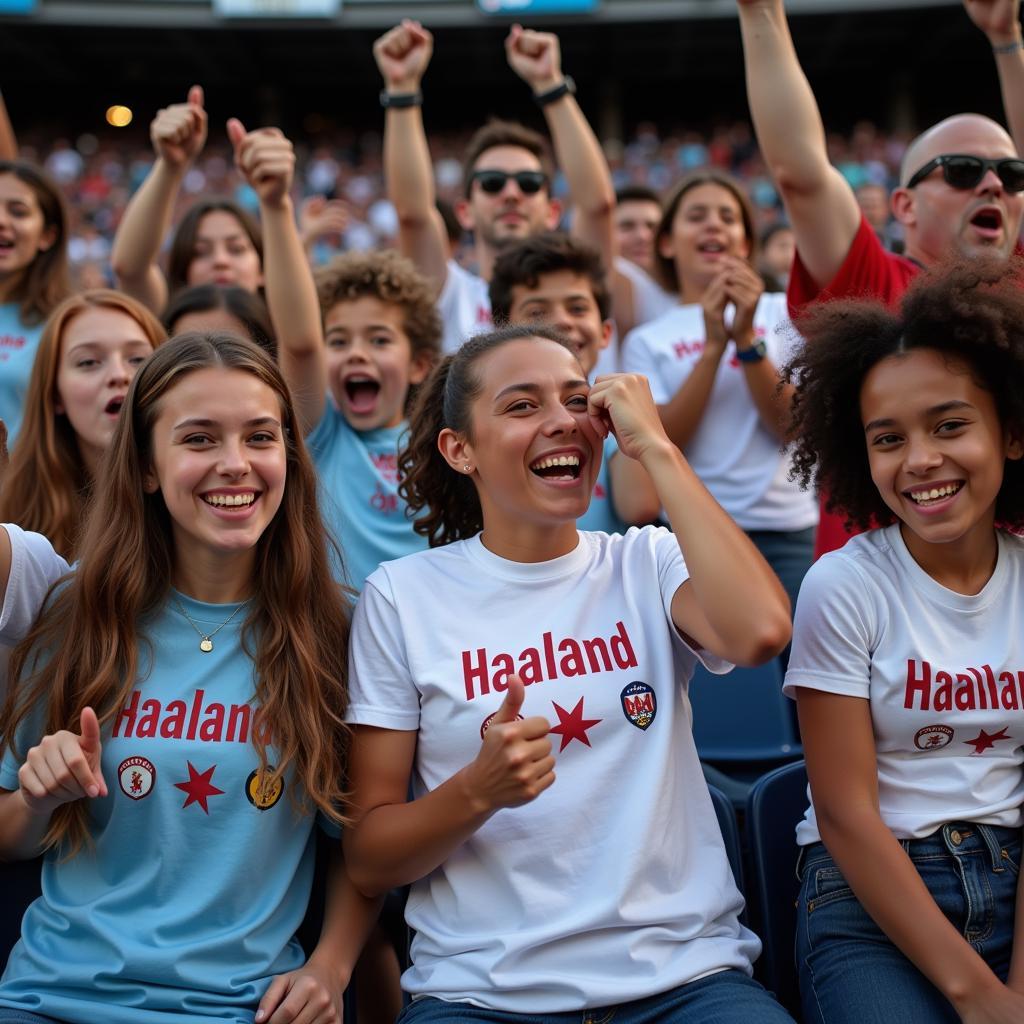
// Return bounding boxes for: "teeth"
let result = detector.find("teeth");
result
[909,484,961,504]
[530,454,581,471]
[203,493,256,507]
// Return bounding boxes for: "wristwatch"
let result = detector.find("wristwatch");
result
[736,338,768,363]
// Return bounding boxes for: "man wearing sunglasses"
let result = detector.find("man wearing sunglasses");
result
[374,19,618,354]
[736,0,1024,557]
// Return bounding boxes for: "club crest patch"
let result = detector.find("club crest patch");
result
[621,682,657,731]
[245,767,283,811]
[118,755,156,800]
[914,725,954,751]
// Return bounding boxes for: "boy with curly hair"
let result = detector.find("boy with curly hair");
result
[279,248,441,591]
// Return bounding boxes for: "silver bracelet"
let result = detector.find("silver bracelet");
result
[993,39,1023,55]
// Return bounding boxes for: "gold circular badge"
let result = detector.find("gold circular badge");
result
[245,768,283,810]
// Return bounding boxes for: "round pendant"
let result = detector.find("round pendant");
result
[200,638,214,653]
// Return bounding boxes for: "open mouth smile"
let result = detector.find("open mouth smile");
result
[529,452,583,483]
[904,481,964,507]
[201,491,260,510]
[343,376,381,415]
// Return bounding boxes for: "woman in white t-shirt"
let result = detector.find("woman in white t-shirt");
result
[622,173,817,615]
[783,260,1024,1024]
[343,323,796,1022]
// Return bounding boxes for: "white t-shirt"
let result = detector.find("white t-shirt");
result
[621,293,817,533]
[0,525,69,643]
[785,525,1024,843]
[347,527,759,1012]
[439,260,493,354]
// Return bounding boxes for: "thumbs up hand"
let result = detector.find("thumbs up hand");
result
[463,676,556,814]
[228,118,295,211]
[18,707,108,816]
[151,85,207,169]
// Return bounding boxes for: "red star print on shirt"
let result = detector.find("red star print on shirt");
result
[549,698,602,752]
[963,727,1012,755]
[174,762,225,813]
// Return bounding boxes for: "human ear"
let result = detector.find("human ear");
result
[544,198,563,231]
[1004,425,1024,462]
[142,470,160,494]
[454,199,475,233]
[409,350,434,387]
[438,427,474,475]
[890,187,915,228]
[36,224,58,254]
[598,319,613,352]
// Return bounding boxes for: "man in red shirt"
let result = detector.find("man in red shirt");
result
[737,0,1024,554]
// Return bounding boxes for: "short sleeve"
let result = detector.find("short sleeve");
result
[346,573,421,731]
[0,525,70,644]
[783,551,877,701]
[621,330,669,404]
[0,689,46,791]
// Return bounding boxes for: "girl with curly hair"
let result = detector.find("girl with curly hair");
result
[783,258,1024,1023]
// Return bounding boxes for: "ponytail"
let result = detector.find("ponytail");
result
[399,324,574,547]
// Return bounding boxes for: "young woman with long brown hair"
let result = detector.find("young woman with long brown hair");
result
[0,332,373,1024]
[0,290,166,559]
[0,160,70,443]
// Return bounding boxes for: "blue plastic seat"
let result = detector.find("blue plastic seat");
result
[689,661,801,764]
[746,760,808,1017]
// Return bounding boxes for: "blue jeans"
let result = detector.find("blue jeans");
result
[796,823,1021,1024]
[397,970,795,1024]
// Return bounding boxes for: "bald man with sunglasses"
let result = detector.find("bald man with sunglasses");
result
[737,0,1024,555]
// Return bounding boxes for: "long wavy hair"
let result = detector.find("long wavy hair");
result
[0,332,351,855]
[0,160,71,324]
[0,290,167,559]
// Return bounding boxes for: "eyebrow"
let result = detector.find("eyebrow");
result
[864,400,974,433]
[172,416,282,431]
[494,379,589,402]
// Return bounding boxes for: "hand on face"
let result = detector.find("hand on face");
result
[373,19,434,92]
[18,707,107,817]
[228,121,295,210]
[587,373,673,465]
[962,0,1022,44]
[151,85,208,169]
[463,676,555,814]
[505,24,563,92]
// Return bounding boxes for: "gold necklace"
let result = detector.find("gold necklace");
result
[171,595,248,653]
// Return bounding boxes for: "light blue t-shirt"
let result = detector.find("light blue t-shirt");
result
[0,592,325,1024]
[307,405,428,592]
[0,303,44,444]
[577,435,628,535]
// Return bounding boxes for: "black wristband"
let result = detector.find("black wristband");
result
[533,77,576,107]
[380,90,423,109]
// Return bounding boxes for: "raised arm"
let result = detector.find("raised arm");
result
[374,21,450,296]
[964,1,1024,155]
[228,119,326,436]
[736,1,861,290]
[111,86,208,313]
[0,89,17,161]
[587,373,791,665]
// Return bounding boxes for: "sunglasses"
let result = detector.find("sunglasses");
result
[470,170,549,195]
[905,153,1024,193]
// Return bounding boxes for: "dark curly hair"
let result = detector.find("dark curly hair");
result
[489,232,611,324]
[785,257,1024,531]
[399,324,576,547]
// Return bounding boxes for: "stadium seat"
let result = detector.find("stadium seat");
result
[746,760,808,1017]
[689,661,802,765]
[0,857,42,970]
[706,781,744,899]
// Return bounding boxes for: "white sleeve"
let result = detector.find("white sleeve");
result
[620,330,669,404]
[346,572,421,731]
[650,526,732,675]
[0,525,70,644]
[783,551,876,700]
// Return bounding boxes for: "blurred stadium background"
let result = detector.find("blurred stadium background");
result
[0,0,1006,284]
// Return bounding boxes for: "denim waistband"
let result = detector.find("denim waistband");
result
[798,821,1020,879]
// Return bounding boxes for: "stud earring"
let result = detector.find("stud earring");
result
[464,464,472,473]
